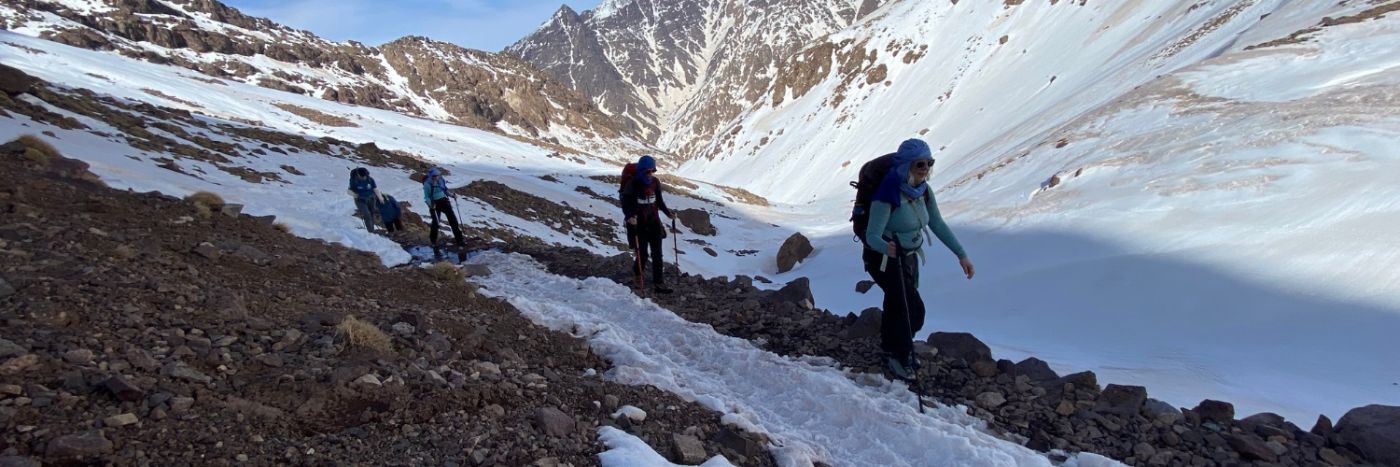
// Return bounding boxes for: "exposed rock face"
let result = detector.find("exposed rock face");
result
[0,0,639,149]
[675,208,716,236]
[1335,404,1400,465]
[508,0,889,151]
[0,64,37,95]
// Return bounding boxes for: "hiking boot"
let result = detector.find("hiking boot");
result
[432,246,442,258]
[457,250,467,262]
[653,285,674,294]
[885,353,915,381]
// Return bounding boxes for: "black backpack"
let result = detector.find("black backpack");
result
[849,153,897,244]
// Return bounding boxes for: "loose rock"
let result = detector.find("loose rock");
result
[45,430,114,459]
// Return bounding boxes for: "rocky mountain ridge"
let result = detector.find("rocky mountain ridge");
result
[507,0,888,153]
[0,0,645,155]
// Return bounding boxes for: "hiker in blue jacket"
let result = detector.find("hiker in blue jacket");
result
[348,167,380,232]
[864,139,976,380]
[422,167,465,258]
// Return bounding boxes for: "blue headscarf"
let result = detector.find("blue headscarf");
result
[873,139,933,207]
[636,155,656,186]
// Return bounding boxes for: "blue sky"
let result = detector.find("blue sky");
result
[224,0,602,51]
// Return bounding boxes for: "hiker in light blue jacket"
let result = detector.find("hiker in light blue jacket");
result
[864,138,976,379]
[422,167,465,258]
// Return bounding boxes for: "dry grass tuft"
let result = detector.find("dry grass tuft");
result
[185,191,224,218]
[336,316,393,353]
[185,190,225,207]
[425,262,465,283]
[11,135,59,166]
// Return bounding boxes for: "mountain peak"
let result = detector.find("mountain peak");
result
[551,4,582,22]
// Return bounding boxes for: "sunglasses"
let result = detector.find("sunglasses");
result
[913,160,934,169]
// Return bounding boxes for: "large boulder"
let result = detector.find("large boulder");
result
[840,307,882,339]
[776,232,813,273]
[1226,433,1278,462]
[1335,404,1400,465]
[0,64,37,95]
[674,208,716,236]
[1012,357,1059,382]
[925,332,992,364]
[765,277,814,310]
[1095,384,1148,416]
[1142,398,1184,424]
[1193,399,1236,424]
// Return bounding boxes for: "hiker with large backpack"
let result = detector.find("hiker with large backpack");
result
[852,138,976,381]
[377,194,404,232]
[621,155,675,294]
[348,167,381,232]
[422,167,466,260]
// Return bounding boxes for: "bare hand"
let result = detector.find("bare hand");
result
[885,241,897,258]
[959,257,976,279]
[626,217,637,226]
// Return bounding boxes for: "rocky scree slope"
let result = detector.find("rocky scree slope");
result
[0,137,776,466]
[0,0,643,153]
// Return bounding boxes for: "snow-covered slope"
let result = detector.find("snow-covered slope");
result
[679,0,1400,422]
[0,0,647,155]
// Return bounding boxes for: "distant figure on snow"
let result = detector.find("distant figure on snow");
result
[422,167,466,260]
[348,167,380,232]
[861,139,975,380]
[621,155,676,294]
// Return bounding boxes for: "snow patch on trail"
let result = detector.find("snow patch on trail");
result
[598,426,735,467]
[473,251,1121,467]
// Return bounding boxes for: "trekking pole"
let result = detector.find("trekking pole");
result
[630,232,647,297]
[445,178,466,233]
[893,245,927,414]
[428,204,440,256]
[671,217,680,272]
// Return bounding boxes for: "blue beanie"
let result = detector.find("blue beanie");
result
[895,138,932,164]
[637,155,656,171]
[873,139,933,207]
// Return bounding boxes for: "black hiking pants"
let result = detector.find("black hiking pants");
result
[429,198,464,247]
[633,231,665,286]
[864,249,924,358]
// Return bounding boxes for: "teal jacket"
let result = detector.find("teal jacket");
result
[422,176,449,204]
[864,192,967,260]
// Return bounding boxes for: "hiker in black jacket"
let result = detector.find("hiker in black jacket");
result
[621,155,675,294]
